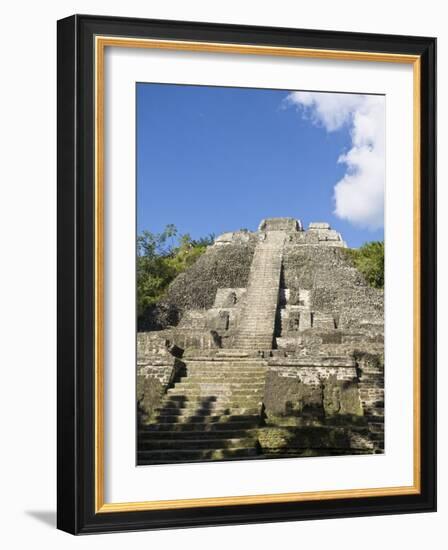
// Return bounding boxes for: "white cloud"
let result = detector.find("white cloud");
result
[286,91,385,230]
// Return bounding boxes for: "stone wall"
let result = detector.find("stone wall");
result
[260,363,371,457]
[264,363,363,420]
[165,329,220,351]
[137,332,185,422]
[356,352,385,452]
[282,245,383,332]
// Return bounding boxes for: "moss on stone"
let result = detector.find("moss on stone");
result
[137,375,164,424]
[257,425,371,455]
[263,371,324,420]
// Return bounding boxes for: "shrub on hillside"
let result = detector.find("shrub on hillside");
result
[345,241,384,289]
[137,225,214,319]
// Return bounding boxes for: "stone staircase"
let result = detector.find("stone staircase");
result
[138,360,268,464]
[233,231,286,350]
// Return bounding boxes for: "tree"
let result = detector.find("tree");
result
[345,241,384,289]
[136,225,214,318]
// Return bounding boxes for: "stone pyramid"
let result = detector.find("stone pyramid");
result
[137,218,384,464]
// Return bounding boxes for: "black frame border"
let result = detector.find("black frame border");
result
[57,14,436,534]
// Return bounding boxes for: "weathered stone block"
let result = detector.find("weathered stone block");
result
[258,217,302,232]
[137,373,164,423]
[263,371,324,419]
[313,312,336,330]
[323,375,363,417]
[308,222,331,230]
[213,287,246,308]
[137,331,183,362]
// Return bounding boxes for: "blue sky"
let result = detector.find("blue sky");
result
[136,83,384,248]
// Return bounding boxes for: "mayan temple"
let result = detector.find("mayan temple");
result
[137,218,384,464]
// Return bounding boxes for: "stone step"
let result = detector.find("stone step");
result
[210,357,265,362]
[139,437,256,451]
[233,335,274,342]
[234,330,274,335]
[234,332,275,338]
[152,413,261,423]
[185,367,266,371]
[241,296,278,302]
[180,380,267,386]
[186,361,266,375]
[158,406,263,414]
[214,351,252,357]
[158,403,263,412]
[181,376,266,382]
[168,379,265,393]
[159,396,262,404]
[183,370,267,375]
[156,398,261,408]
[183,373,267,378]
[166,390,264,398]
[241,283,278,289]
[168,384,265,391]
[162,392,262,399]
[159,397,262,405]
[141,420,261,432]
[233,332,275,338]
[185,365,267,371]
[238,307,278,313]
[237,290,277,296]
[364,414,384,422]
[137,447,259,464]
[233,330,274,336]
[237,313,277,319]
[245,279,280,284]
[174,380,266,386]
[245,281,280,287]
[161,395,262,405]
[153,407,261,417]
[186,358,266,363]
[186,359,267,363]
[231,347,272,351]
[233,336,274,342]
[182,375,267,382]
[234,336,275,342]
[139,429,259,440]
[246,274,280,278]
[178,374,267,379]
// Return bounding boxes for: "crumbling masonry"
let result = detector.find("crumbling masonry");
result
[137,218,384,464]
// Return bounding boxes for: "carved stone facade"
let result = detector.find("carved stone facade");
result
[137,218,384,464]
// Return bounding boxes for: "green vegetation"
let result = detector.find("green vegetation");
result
[345,241,384,289]
[137,225,214,317]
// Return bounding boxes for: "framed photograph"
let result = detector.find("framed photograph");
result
[57,14,436,534]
